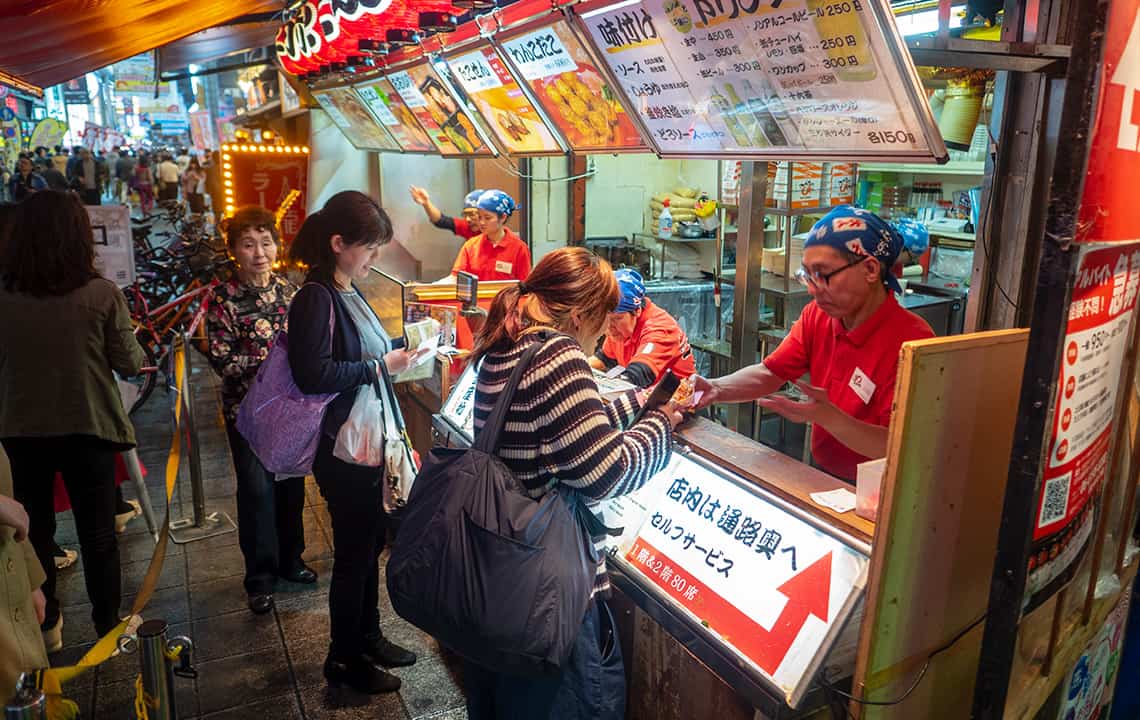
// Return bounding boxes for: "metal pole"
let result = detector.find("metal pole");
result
[138,620,177,720]
[180,333,207,527]
[4,674,45,720]
[727,160,768,438]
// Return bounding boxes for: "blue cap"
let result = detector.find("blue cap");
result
[805,206,904,293]
[614,268,646,313]
[463,189,484,209]
[475,189,517,218]
[893,218,930,259]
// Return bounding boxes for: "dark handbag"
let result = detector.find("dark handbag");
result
[385,333,599,676]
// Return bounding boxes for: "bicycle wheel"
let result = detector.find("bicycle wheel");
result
[125,340,159,415]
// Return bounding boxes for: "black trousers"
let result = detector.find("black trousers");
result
[2,435,121,636]
[224,421,306,595]
[80,188,101,205]
[158,185,178,202]
[312,433,388,661]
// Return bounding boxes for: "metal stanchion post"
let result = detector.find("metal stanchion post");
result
[169,333,236,544]
[4,674,45,720]
[126,619,196,720]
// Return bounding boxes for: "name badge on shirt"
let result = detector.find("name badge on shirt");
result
[495,260,513,274]
[848,367,876,404]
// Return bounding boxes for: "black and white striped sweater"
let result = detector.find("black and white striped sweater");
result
[474,332,673,596]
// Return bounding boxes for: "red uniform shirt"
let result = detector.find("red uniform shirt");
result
[451,228,531,282]
[601,299,697,385]
[763,295,934,482]
[451,216,479,240]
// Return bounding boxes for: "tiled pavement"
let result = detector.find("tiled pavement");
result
[50,356,466,719]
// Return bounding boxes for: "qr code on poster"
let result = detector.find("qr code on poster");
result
[1038,472,1071,528]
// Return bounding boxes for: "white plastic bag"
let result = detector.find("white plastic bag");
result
[333,383,386,467]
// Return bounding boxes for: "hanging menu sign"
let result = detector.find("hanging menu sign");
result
[445,46,564,155]
[401,63,495,156]
[500,20,648,152]
[313,87,400,152]
[601,452,869,708]
[355,79,437,153]
[574,0,946,160]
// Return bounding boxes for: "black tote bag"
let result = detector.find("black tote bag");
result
[385,333,599,676]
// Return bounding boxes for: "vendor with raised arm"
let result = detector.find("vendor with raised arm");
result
[589,268,697,387]
[693,206,934,482]
[450,189,531,282]
[409,185,483,239]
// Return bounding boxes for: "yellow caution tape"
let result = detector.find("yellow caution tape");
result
[39,341,189,712]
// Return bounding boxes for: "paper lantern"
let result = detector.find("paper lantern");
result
[275,0,324,76]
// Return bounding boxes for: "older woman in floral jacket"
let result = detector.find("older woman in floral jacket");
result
[206,206,315,616]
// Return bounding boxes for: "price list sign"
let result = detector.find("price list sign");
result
[354,79,437,153]
[1024,243,1140,611]
[578,2,726,152]
[601,453,869,707]
[445,46,564,155]
[500,20,647,152]
[573,0,945,160]
[313,87,400,152]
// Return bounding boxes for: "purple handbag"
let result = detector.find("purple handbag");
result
[236,284,337,476]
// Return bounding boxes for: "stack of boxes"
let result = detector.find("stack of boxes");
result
[760,161,858,276]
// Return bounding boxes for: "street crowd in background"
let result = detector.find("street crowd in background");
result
[0,144,221,217]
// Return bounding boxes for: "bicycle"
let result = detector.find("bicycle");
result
[123,259,230,413]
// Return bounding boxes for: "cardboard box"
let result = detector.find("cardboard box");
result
[823,162,856,206]
[767,162,824,209]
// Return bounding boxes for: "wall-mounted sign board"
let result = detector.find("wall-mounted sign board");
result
[313,86,400,152]
[398,62,497,157]
[571,0,947,161]
[498,18,651,153]
[444,45,567,156]
[354,78,439,153]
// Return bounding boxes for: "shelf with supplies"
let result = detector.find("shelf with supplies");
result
[857,160,986,176]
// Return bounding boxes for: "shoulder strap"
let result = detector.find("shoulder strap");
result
[473,331,556,454]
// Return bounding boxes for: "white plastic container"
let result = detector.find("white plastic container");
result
[855,457,887,522]
[658,199,674,239]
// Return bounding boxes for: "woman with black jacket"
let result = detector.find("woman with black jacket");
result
[286,191,425,695]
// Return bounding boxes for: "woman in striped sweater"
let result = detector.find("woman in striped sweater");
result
[466,246,683,720]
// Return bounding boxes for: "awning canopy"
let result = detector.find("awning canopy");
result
[158,18,280,73]
[0,0,281,91]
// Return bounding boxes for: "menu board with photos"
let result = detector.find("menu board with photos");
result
[445,46,564,155]
[401,63,495,156]
[355,79,437,153]
[313,87,400,152]
[499,20,648,152]
[574,0,945,160]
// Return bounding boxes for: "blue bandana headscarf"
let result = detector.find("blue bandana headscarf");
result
[475,189,517,218]
[804,205,905,293]
[614,268,646,313]
[463,189,485,209]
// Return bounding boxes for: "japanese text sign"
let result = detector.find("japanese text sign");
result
[314,87,400,151]
[355,79,437,152]
[575,0,945,160]
[500,20,648,152]
[400,63,494,156]
[602,453,869,707]
[440,364,477,440]
[1025,243,1140,611]
[445,46,563,155]
[226,152,309,246]
[88,205,135,288]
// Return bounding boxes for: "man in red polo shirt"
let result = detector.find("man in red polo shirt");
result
[409,185,482,239]
[451,189,531,282]
[694,206,934,482]
[590,269,697,387]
